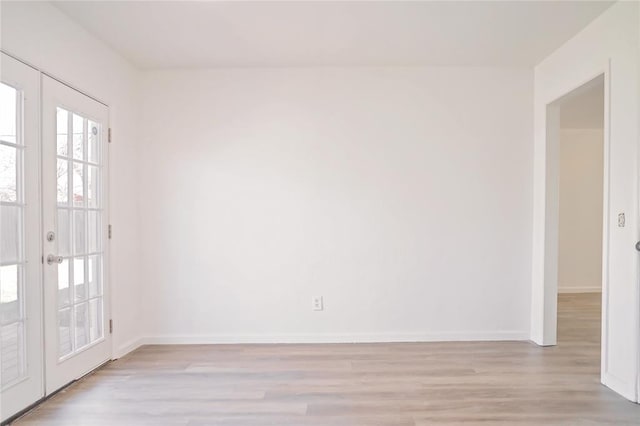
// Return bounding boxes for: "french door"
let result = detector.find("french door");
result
[42,75,111,395]
[0,58,111,422]
[0,53,43,423]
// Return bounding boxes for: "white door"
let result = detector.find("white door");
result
[0,54,44,421]
[42,75,111,395]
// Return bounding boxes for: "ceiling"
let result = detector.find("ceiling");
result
[52,1,614,70]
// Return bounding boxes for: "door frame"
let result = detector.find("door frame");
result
[544,70,609,371]
[532,62,611,347]
[532,58,640,402]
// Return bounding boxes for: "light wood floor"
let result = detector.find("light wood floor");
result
[12,293,640,425]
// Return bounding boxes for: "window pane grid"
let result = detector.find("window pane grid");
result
[58,294,104,308]
[56,110,100,165]
[56,156,103,168]
[0,260,26,268]
[56,206,103,213]
[59,252,104,258]
[1,82,26,388]
[0,141,25,150]
[56,107,104,360]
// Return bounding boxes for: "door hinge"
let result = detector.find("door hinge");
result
[108,128,112,143]
[108,224,112,239]
[109,319,113,334]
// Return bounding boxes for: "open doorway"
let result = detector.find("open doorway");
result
[554,75,605,369]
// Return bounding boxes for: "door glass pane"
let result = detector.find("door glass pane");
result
[74,302,89,349]
[72,162,84,207]
[73,210,86,255]
[88,121,99,164]
[57,259,70,308]
[58,307,72,358]
[0,265,19,323]
[87,165,99,208]
[0,83,17,144]
[58,209,70,257]
[72,113,84,161]
[56,108,69,157]
[1,322,24,385]
[0,144,17,202]
[89,298,102,341]
[88,255,101,298]
[1,205,20,263]
[0,83,26,389]
[88,210,98,253]
[55,107,105,361]
[73,257,86,302]
[57,159,68,204]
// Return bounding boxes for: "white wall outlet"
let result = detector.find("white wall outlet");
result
[618,212,625,227]
[312,296,323,311]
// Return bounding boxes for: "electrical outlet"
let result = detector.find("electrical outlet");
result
[618,213,625,227]
[312,296,323,311]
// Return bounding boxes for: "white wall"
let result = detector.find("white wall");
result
[558,128,603,293]
[531,1,639,401]
[139,67,533,343]
[1,1,143,357]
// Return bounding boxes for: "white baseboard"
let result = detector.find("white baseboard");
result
[137,330,530,346]
[113,337,144,359]
[558,286,602,294]
[602,371,639,403]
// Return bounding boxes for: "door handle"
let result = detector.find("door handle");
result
[46,254,63,265]
[636,241,640,252]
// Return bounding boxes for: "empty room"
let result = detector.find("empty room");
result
[0,1,639,425]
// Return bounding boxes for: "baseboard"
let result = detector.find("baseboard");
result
[113,337,144,359]
[602,371,638,403]
[558,286,602,294]
[139,330,530,345]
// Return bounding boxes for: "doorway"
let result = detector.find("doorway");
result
[0,53,112,422]
[545,73,606,378]
[556,76,604,365]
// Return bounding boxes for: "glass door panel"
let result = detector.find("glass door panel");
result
[42,75,110,395]
[55,108,104,360]
[1,82,26,388]
[0,53,43,423]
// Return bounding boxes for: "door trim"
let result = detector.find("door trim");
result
[0,49,108,108]
[532,58,640,402]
